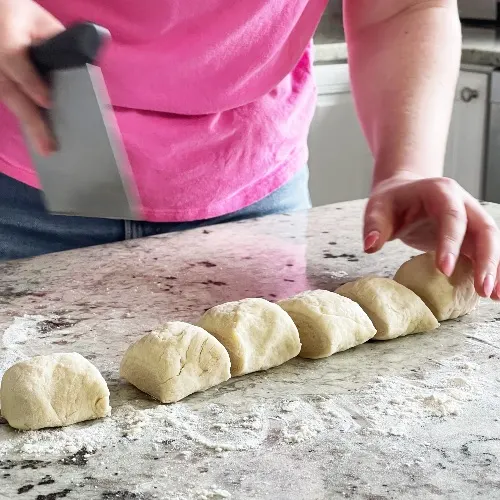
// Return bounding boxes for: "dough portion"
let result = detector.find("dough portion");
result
[336,277,439,340]
[198,298,301,376]
[394,252,479,321]
[120,322,231,403]
[278,290,376,359]
[0,353,110,431]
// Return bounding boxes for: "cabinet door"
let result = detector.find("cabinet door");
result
[444,70,489,199]
[308,66,489,206]
[308,65,373,207]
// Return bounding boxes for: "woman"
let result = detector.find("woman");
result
[0,0,499,299]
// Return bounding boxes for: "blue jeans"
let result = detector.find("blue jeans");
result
[0,167,311,260]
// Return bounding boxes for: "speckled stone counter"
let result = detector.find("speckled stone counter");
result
[1,200,500,500]
[461,25,500,67]
[314,18,500,67]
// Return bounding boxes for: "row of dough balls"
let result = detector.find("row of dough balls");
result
[0,253,479,430]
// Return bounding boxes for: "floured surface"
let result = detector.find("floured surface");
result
[1,200,500,499]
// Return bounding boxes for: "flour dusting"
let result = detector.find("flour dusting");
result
[195,487,232,499]
[342,356,481,439]
[0,315,46,373]
[0,353,485,459]
[0,316,495,499]
[1,315,45,345]
[422,394,458,417]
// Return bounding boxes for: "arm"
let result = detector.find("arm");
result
[344,0,461,184]
[343,0,500,300]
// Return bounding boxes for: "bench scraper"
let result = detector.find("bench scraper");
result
[27,22,140,220]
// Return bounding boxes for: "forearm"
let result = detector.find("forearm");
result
[344,0,461,186]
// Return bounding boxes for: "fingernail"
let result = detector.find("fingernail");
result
[37,143,49,156]
[46,135,57,152]
[38,138,55,157]
[440,253,456,277]
[483,274,495,298]
[364,231,380,252]
[37,92,51,109]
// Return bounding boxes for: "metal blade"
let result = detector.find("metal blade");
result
[27,65,140,220]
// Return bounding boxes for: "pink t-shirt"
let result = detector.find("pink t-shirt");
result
[0,0,327,221]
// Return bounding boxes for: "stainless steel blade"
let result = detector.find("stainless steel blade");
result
[27,64,140,220]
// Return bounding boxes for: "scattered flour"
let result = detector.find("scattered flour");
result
[344,356,480,435]
[283,422,323,444]
[281,400,302,413]
[422,394,458,417]
[0,339,486,491]
[195,487,232,499]
[1,315,45,345]
[160,403,269,451]
[279,398,355,443]
[326,270,349,279]
[2,410,121,456]
[0,315,46,373]
[1,354,484,459]
[119,405,152,440]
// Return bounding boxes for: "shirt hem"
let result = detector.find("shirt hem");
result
[140,148,308,222]
[0,155,40,188]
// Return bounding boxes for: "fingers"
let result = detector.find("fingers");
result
[0,73,55,155]
[491,264,500,301]
[0,0,64,154]
[1,52,50,108]
[427,179,468,277]
[429,181,499,297]
[33,6,65,40]
[472,223,499,298]
[491,265,500,301]
[0,3,64,108]
[366,174,500,299]
[464,198,500,298]
[363,196,394,253]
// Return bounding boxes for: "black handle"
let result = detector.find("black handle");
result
[29,22,110,79]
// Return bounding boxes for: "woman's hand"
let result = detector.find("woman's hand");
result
[0,0,63,155]
[364,172,500,300]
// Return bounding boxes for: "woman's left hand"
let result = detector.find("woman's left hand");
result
[363,172,500,299]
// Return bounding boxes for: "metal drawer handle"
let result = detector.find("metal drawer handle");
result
[461,87,479,102]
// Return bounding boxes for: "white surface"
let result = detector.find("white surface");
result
[444,70,489,199]
[308,66,488,206]
[462,26,497,50]
[458,0,497,20]
[308,64,372,206]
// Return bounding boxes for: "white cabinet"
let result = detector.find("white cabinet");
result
[308,65,489,206]
[444,70,489,199]
[308,64,372,207]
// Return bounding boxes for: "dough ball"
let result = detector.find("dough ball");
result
[120,322,231,403]
[278,290,376,359]
[198,298,301,376]
[394,252,479,321]
[336,277,439,340]
[0,353,110,431]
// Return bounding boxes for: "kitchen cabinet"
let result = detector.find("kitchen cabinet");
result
[308,64,372,207]
[444,69,489,199]
[308,64,489,206]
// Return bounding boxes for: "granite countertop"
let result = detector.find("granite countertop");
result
[314,15,500,67]
[1,200,500,499]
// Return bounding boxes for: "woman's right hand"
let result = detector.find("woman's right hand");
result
[0,0,63,155]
